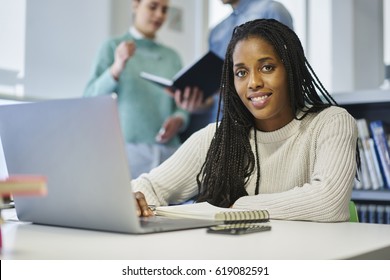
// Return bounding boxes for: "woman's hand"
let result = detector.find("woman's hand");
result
[166,86,214,113]
[134,191,154,217]
[111,41,136,80]
[175,86,204,112]
[155,116,184,143]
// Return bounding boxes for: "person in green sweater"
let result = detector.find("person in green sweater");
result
[84,0,200,178]
[133,19,360,222]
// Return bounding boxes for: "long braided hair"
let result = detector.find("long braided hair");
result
[195,19,349,208]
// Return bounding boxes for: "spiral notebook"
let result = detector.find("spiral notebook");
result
[155,202,271,234]
[154,202,270,223]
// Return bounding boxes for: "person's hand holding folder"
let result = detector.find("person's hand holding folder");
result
[140,50,223,110]
[155,115,184,143]
[165,86,214,113]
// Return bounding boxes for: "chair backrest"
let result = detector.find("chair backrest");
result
[349,201,359,222]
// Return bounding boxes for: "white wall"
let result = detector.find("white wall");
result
[0,0,26,96]
[307,0,333,92]
[19,0,207,99]
[278,0,307,51]
[0,0,26,73]
[23,0,112,99]
[313,0,384,93]
[158,0,209,66]
[385,0,390,65]
[353,0,384,90]
[208,1,231,29]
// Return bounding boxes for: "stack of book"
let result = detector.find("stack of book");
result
[356,202,390,224]
[0,175,47,248]
[354,119,390,191]
[154,202,271,235]
[0,174,47,218]
[0,175,47,197]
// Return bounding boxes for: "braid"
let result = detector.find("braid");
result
[196,53,254,207]
[196,19,358,207]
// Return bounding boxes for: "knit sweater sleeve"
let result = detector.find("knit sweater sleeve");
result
[131,124,216,206]
[83,39,118,97]
[234,110,358,222]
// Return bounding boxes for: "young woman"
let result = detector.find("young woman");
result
[133,19,358,222]
[84,0,200,178]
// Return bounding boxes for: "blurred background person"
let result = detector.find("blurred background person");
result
[84,0,192,178]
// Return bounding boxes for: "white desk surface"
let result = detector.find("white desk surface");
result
[1,208,390,260]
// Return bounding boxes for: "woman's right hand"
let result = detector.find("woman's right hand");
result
[134,191,154,217]
[111,41,136,80]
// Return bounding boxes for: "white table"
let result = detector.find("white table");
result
[1,208,390,260]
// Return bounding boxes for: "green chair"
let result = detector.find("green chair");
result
[349,201,359,222]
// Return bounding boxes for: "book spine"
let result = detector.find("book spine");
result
[376,205,385,224]
[356,118,385,189]
[370,120,390,189]
[386,206,390,224]
[355,203,390,224]
[368,204,377,223]
[368,138,384,189]
[358,204,368,223]
[361,139,380,189]
[356,138,372,189]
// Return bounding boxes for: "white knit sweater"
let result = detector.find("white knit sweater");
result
[132,106,358,222]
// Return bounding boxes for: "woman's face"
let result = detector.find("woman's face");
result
[133,0,169,38]
[232,36,293,132]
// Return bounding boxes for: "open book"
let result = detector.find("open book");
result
[154,202,270,224]
[140,51,223,99]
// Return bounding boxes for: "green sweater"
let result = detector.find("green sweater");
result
[84,32,188,147]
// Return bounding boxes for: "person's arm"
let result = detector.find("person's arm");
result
[266,2,294,30]
[84,40,136,97]
[155,114,185,143]
[234,111,358,222]
[132,123,216,206]
[110,41,136,80]
[155,94,190,143]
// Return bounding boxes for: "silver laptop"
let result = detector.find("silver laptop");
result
[0,95,218,233]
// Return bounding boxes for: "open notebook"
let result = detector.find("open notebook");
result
[155,202,271,234]
[0,96,219,234]
[154,202,270,222]
[140,51,223,100]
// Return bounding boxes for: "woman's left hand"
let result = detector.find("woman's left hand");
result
[155,116,184,143]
